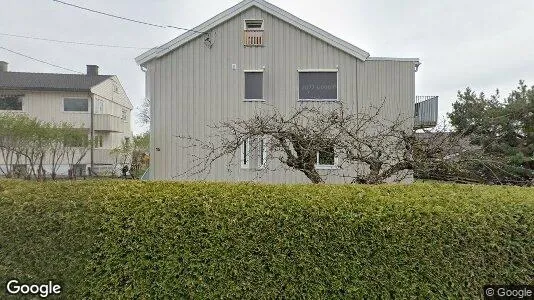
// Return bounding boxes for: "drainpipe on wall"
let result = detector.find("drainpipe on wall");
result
[90,93,94,176]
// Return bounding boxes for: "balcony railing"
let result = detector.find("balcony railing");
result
[243,30,264,46]
[93,114,128,132]
[414,96,438,129]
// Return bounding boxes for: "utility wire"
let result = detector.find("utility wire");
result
[0,45,83,74]
[51,0,207,34]
[0,32,152,50]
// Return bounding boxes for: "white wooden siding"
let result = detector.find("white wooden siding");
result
[146,7,416,182]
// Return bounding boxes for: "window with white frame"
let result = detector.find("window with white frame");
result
[240,138,250,168]
[258,137,267,168]
[298,70,338,101]
[63,98,88,112]
[244,19,264,30]
[244,71,263,100]
[315,147,338,169]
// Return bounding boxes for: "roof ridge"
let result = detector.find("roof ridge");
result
[0,71,113,77]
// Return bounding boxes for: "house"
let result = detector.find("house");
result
[136,0,438,182]
[0,61,133,177]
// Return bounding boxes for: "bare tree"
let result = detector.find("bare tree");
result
[137,97,150,126]
[178,102,415,184]
[413,123,533,185]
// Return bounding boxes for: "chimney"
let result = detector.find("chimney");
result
[0,61,8,72]
[86,65,99,76]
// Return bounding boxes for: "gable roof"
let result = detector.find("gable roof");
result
[0,71,112,92]
[136,0,371,66]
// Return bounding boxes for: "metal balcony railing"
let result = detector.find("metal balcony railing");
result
[243,30,264,46]
[414,96,438,129]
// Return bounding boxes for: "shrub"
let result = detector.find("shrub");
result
[1,180,533,298]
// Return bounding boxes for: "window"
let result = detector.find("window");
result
[95,99,104,114]
[316,147,338,169]
[414,102,420,117]
[258,137,267,168]
[64,98,88,112]
[0,95,23,111]
[244,71,263,100]
[121,108,128,121]
[298,71,338,101]
[244,19,264,30]
[241,138,250,168]
[95,134,103,148]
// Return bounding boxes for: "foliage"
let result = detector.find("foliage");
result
[110,132,149,178]
[137,97,150,126]
[0,114,90,180]
[447,81,534,183]
[1,180,533,298]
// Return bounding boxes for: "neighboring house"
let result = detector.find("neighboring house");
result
[0,61,133,176]
[136,0,438,182]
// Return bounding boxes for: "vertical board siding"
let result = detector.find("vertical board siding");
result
[148,6,416,183]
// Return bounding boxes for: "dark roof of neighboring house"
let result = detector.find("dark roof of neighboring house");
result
[0,71,112,92]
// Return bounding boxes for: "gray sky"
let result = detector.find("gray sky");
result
[2,0,534,134]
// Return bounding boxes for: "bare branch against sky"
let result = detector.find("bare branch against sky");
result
[1,0,533,134]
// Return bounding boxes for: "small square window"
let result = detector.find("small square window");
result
[244,71,263,100]
[316,147,338,169]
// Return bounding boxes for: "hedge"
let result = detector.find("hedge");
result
[0,180,533,298]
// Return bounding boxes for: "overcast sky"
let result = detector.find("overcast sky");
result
[2,0,534,134]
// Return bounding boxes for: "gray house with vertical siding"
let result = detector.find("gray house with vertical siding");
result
[136,0,437,182]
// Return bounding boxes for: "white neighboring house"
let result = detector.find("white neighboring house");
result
[136,0,438,182]
[0,62,133,177]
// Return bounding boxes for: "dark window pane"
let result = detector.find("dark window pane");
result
[64,98,88,112]
[0,95,23,110]
[245,72,263,100]
[318,147,335,165]
[299,72,337,100]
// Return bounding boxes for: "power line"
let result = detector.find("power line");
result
[0,32,153,50]
[51,0,207,34]
[0,45,83,74]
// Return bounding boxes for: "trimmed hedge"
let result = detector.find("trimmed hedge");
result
[1,180,533,298]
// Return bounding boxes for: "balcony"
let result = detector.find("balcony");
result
[414,96,438,129]
[93,114,128,132]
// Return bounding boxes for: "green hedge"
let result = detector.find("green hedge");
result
[1,180,533,298]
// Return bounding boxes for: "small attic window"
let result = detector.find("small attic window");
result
[244,19,264,30]
[244,19,264,46]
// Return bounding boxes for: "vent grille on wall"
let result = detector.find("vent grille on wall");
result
[244,19,264,46]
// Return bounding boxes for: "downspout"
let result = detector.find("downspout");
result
[90,93,94,176]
